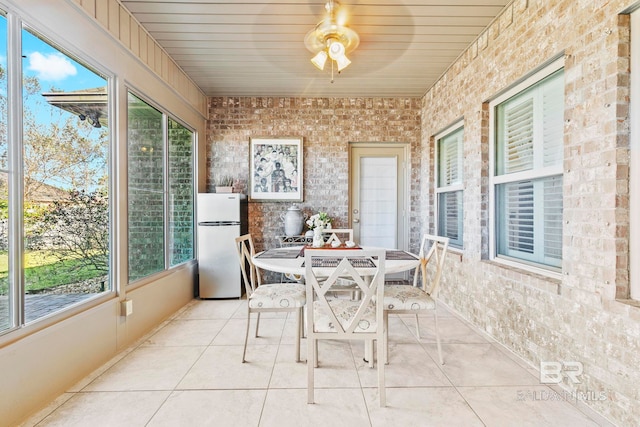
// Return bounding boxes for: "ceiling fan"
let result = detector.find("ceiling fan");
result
[304,0,360,82]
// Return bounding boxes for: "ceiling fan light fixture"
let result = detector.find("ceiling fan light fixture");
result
[304,1,358,81]
[335,54,351,71]
[327,40,346,61]
[311,51,328,70]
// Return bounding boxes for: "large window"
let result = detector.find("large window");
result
[0,13,9,332]
[1,14,110,333]
[127,93,194,283]
[435,123,463,248]
[490,60,564,271]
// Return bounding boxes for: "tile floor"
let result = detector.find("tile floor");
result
[22,299,615,426]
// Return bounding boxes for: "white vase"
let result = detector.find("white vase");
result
[281,205,305,236]
[312,228,324,247]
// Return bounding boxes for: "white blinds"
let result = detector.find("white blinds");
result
[503,97,534,174]
[498,69,564,175]
[494,68,564,269]
[437,126,463,248]
[438,191,463,247]
[438,129,462,186]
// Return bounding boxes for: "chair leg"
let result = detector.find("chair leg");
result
[377,332,386,407]
[295,309,301,362]
[314,339,319,368]
[242,312,251,363]
[415,313,421,339]
[434,309,444,365]
[255,312,261,337]
[368,340,374,368]
[384,311,390,365]
[302,306,306,338]
[307,334,315,404]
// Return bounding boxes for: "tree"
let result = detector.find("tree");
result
[0,65,108,200]
[35,189,108,274]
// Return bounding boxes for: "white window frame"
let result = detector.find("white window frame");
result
[434,121,464,249]
[630,10,640,300]
[488,57,564,278]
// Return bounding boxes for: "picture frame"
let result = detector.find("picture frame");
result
[249,136,303,202]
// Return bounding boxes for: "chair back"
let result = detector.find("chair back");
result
[235,234,261,297]
[305,248,385,336]
[323,228,354,245]
[413,234,449,298]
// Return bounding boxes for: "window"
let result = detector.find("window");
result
[435,124,463,248]
[168,118,194,266]
[1,15,111,333]
[490,60,564,271]
[0,12,9,332]
[127,93,194,283]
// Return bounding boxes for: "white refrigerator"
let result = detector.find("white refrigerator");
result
[197,193,248,298]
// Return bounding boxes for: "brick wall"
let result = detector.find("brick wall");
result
[421,0,639,425]
[205,1,640,424]
[207,97,422,252]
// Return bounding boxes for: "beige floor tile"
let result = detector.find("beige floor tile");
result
[458,385,602,427]
[147,389,266,426]
[35,391,170,426]
[83,346,206,391]
[385,315,418,344]
[260,388,370,427]
[280,311,304,346]
[211,317,285,346]
[178,344,278,389]
[309,340,363,388]
[354,342,452,388]
[144,318,228,346]
[177,298,244,319]
[364,387,484,427]
[403,315,492,344]
[25,299,611,427]
[424,343,540,387]
[269,344,309,389]
[19,393,75,427]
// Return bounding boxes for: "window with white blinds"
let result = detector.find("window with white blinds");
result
[491,63,564,270]
[436,124,463,248]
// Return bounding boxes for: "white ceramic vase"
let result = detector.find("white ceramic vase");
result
[312,227,324,247]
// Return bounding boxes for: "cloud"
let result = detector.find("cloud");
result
[27,52,77,81]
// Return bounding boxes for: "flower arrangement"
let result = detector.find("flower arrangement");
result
[306,211,332,230]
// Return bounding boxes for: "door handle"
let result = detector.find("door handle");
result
[353,218,360,223]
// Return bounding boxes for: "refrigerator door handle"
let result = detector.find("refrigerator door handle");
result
[198,221,240,226]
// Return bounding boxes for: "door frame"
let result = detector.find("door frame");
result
[348,142,411,250]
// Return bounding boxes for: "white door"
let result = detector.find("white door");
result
[349,144,409,250]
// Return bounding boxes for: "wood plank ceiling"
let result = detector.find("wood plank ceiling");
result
[120,0,510,98]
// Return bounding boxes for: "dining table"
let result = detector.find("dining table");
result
[252,244,420,279]
[252,244,420,367]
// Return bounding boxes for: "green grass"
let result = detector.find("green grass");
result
[0,250,105,295]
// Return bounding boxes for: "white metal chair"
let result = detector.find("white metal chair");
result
[305,248,387,406]
[235,234,306,363]
[383,234,449,365]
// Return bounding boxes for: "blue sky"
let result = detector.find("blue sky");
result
[0,16,106,93]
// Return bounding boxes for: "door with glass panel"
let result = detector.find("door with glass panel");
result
[349,144,408,251]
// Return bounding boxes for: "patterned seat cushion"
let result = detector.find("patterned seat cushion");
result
[249,283,306,309]
[313,299,377,333]
[383,285,435,311]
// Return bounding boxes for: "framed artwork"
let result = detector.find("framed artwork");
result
[249,136,303,201]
